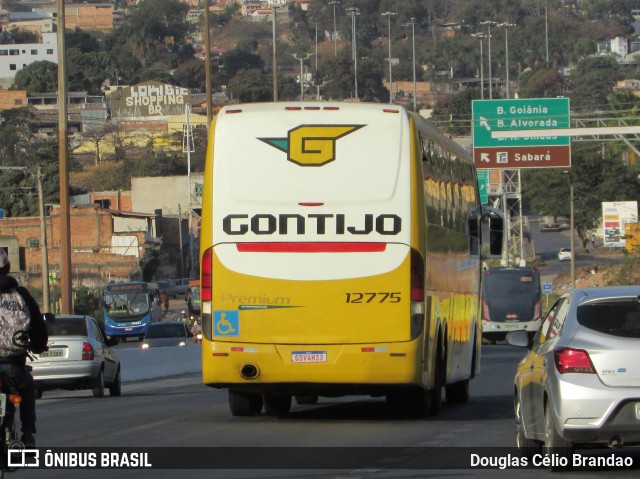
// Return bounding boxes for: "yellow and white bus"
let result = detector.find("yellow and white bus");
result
[200,102,502,417]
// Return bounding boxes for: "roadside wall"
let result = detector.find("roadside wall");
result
[118,344,201,382]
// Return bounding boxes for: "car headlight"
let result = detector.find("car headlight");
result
[178,341,186,347]
[141,343,149,349]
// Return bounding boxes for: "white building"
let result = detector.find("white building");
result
[0,31,57,88]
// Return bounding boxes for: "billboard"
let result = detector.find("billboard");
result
[108,80,191,118]
[602,201,638,249]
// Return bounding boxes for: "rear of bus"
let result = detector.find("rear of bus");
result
[200,103,426,406]
[481,267,542,342]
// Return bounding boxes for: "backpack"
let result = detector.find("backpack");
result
[0,288,31,357]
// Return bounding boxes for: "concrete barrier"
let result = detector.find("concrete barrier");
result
[117,344,202,382]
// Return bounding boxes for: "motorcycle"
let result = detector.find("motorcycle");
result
[0,366,24,475]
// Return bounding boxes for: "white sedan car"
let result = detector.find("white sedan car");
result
[508,286,640,469]
[557,248,572,261]
[30,315,121,398]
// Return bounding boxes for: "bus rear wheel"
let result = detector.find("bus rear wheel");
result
[229,390,262,416]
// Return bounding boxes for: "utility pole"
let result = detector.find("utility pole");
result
[203,0,212,129]
[381,11,396,104]
[329,1,340,56]
[288,52,313,100]
[57,0,72,313]
[37,167,50,312]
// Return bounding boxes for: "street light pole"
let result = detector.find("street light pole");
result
[272,6,278,101]
[346,7,359,100]
[329,1,340,56]
[498,23,515,99]
[382,11,396,104]
[471,32,486,99]
[480,20,496,99]
[403,18,417,111]
[288,52,313,100]
[545,0,549,64]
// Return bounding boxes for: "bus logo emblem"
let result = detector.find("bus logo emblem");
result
[259,125,364,166]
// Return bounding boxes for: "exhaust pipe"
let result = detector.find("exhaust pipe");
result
[608,436,623,448]
[240,364,259,380]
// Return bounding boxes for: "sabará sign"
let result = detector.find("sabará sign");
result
[108,80,191,118]
[472,98,571,169]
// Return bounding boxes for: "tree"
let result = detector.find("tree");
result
[119,0,191,67]
[431,88,481,135]
[518,67,565,99]
[227,68,272,102]
[12,61,58,93]
[81,123,117,165]
[568,56,622,112]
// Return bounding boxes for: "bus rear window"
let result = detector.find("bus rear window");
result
[484,270,539,298]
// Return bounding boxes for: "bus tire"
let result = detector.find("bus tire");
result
[445,378,469,404]
[430,345,444,415]
[229,390,261,417]
[263,393,292,416]
[295,395,318,405]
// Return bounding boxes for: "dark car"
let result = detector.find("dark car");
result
[30,315,121,398]
[141,321,194,349]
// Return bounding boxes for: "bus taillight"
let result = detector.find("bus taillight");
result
[482,300,491,321]
[410,249,425,339]
[201,247,212,302]
[411,249,424,302]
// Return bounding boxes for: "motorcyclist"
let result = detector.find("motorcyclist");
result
[0,248,48,447]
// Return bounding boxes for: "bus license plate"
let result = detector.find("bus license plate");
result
[0,393,6,418]
[292,351,327,363]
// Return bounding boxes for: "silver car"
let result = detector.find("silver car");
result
[30,315,121,398]
[509,286,640,463]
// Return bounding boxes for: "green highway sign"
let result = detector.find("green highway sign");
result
[472,98,570,148]
[477,170,489,204]
[472,98,571,169]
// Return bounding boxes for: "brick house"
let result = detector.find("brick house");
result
[0,201,160,289]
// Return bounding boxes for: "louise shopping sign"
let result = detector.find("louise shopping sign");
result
[472,98,571,169]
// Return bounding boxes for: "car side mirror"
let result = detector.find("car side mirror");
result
[42,312,56,323]
[506,330,530,348]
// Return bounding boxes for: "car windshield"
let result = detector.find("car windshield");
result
[578,299,640,338]
[46,318,87,336]
[145,324,185,339]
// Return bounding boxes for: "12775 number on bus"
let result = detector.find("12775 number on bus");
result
[345,292,401,303]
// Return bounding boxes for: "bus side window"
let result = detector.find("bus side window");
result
[469,208,480,256]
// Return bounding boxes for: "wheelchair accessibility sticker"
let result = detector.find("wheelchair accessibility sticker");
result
[214,310,239,337]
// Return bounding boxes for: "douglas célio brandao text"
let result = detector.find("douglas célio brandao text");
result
[470,452,634,469]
